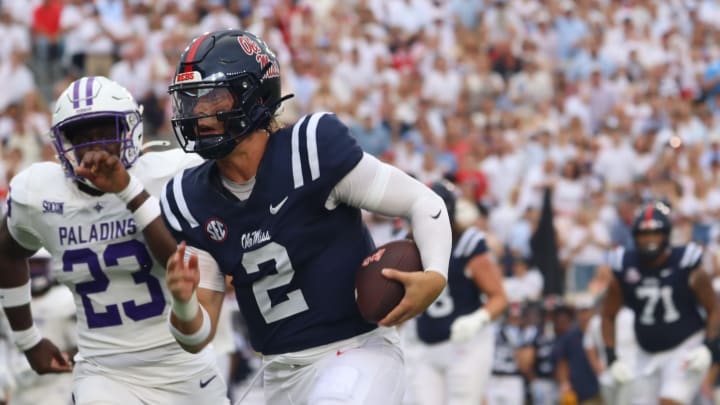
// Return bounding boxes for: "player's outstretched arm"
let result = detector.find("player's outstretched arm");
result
[0,219,72,374]
[166,242,225,353]
[76,150,178,264]
[600,277,622,353]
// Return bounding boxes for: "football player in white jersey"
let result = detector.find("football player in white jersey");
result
[8,248,75,405]
[0,76,229,404]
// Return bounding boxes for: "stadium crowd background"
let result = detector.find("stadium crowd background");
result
[3,0,720,404]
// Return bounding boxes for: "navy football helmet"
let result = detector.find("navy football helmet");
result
[168,29,292,159]
[632,201,672,263]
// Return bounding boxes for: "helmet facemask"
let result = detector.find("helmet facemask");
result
[50,76,144,189]
[51,111,141,187]
[633,229,670,265]
[169,69,275,160]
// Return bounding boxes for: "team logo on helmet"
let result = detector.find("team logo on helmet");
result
[205,218,227,242]
[237,36,280,79]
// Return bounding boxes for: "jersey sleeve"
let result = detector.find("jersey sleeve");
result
[291,112,363,195]
[452,228,488,259]
[680,242,703,270]
[6,170,43,251]
[159,175,194,242]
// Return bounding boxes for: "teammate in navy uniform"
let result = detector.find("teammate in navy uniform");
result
[158,30,452,404]
[601,201,720,405]
[486,302,535,405]
[408,180,507,405]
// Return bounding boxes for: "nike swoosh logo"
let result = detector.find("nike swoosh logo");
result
[200,374,217,388]
[269,196,288,215]
[431,209,442,219]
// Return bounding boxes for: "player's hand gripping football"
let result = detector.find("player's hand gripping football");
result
[379,269,446,327]
[166,242,199,303]
[75,150,130,193]
[24,338,73,374]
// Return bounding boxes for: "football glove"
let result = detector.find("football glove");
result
[450,308,490,343]
[608,360,633,384]
[685,344,712,372]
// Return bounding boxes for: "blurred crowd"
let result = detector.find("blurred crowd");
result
[4,0,720,403]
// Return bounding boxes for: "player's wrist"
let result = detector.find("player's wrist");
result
[12,325,42,352]
[117,174,143,204]
[131,195,161,231]
[168,304,210,347]
[703,337,720,363]
[606,346,617,365]
[171,290,199,322]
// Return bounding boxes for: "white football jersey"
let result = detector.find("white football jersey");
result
[6,150,202,359]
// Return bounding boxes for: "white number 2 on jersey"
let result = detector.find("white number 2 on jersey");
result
[636,285,680,325]
[242,242,309,323]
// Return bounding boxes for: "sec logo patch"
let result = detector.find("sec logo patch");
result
[205,218,227,242]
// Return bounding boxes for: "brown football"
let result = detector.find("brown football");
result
[355,239,423,323]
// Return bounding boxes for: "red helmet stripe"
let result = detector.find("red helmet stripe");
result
[183,32,212,73]
[644,205,653,222]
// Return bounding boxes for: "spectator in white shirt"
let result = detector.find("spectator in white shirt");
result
[561,208,611,293]
[504,254,544,303]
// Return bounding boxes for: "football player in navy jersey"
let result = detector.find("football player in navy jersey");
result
[156,30,452,404]
[407,180,507,405]
[601,201,720,405]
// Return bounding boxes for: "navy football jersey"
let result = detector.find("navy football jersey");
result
[491,323,533,376]
[416,227,487,344]
[161,112,377,355]
[530,325,555,379]
[608,243,705,353]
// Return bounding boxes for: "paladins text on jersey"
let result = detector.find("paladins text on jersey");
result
[59,218,137,246]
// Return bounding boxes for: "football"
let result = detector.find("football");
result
[355,239,423,323]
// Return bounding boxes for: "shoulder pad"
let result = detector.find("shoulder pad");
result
[679,242,703,270]
[606,246,626,273]
[453,227,487,258]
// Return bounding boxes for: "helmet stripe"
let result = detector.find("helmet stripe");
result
[85,76,95,106]
[183,32,212,73]
[644,205,653,222]
[72,79,81,108]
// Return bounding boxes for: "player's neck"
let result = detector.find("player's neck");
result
[216,130,269,183]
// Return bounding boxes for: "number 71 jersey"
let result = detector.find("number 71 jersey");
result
[6,150,202,358]
[608,243,705,353]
